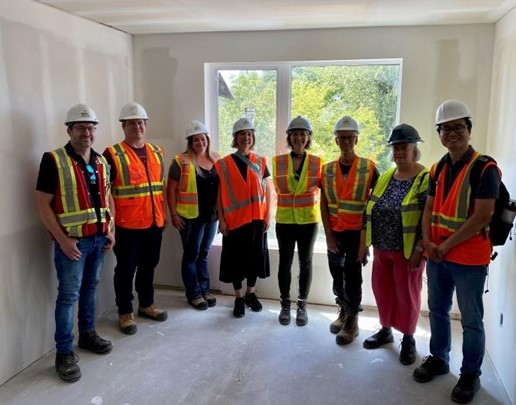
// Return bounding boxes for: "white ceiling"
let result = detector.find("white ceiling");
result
[35,0,516,35]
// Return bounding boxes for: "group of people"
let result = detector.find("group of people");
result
[37,99,500,405]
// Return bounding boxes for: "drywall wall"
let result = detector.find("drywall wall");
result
[0,1,132,385]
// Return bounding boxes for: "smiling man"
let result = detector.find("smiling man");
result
[413,100,501,404]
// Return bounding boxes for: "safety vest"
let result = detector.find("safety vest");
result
[272,153,322,224]
[430,151,492,265]
[174,153,199,219]
[106,142,165,229]
[321,157,375,231]
[364,167,429,259]
[215,152,267,231]
[49,147,111,237]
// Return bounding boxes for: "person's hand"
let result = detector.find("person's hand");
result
[325,232,340,254]
[357,245,369,266]
[103,232,115,252]
[171,215,185,231]
[407,250,424,271]
[59,237,81,261]
[218,219,228,236]
[424,240,442,263]
[263,216,271,233]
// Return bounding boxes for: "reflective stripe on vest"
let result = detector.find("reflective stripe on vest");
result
[322,157,375,231]
[430,151,491,265]
[50,148,110,237]
[364,167,429,259]
[174,153,199,219]
[215,153,266,231]
[273,153,322,224]
[108,142,165,228]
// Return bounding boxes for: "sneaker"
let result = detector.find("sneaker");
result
[189,296,209,310]
[119,313,137,335]
[245,292,263,312]
[278,299,291,325]
[233,297,245,318]
[451,374,481,404]
[203,293,217,307]
[55,352,81,382]
[330,305,347,334]
[363,327,394,349]
[296,300,308,326]
[138,304,168,321]
[413,355,450,383]
[78,331,113,354]
[336,311,359,345]
[399,335,416,365]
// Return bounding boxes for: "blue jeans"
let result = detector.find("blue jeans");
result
[179,218,217,301]
[427,259,487,376]
[54,235,106,354]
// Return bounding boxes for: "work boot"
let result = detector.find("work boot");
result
[203,293,217,307]
[55,352,81,383]
[330,305,347,334]
[78,331,113,354]
[363,327,394,349]
[399,335,416,365]
[296,300,308,326]
[119,313,137,335]
[278,299,291,325]
[138,304,168,321]
[451,373,481,404]
[245,292,263,312]
[336,310,359,345]
[189,296,209,310]
[413,355,450,383]
[233,297,245,318]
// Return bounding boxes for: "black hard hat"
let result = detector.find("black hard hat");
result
[387,124,423,145]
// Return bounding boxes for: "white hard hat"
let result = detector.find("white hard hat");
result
[435,100,471,125]
[186,120,208,138]
[65,103,99,126]
[119,102,149,121]
[334,115,359,134]
[232,117,255,135]
[287,115,312,134]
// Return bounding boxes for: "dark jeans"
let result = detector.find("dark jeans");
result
[179,217,217,301]
[113,226,163,315]
[327,229,362,311]
[54,234,106,354]
[276,222,318,301]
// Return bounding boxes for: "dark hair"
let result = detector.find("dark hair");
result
[286,130,312,150]
[436,117,472,133]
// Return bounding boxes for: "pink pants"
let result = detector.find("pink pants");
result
[371,247,425,335]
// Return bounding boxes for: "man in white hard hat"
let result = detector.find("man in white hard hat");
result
[36,104,115,382]
[103,102,168,335]
[320,115,379,346]
[413,100,500,404]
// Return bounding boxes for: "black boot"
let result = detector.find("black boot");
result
[55,352,81,382]
[233,297,245,318]
[279,299,291,325]
[296,300,308,326]
[78,331,113,354]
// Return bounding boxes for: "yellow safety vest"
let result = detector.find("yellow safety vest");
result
[272,153,322,224]
[174,153,199,219]
[364,167,429,259]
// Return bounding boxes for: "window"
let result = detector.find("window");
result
[205,60,402,247]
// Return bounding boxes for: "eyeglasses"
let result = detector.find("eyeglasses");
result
[439,124,467,135]
[336,135,357,142]
[73,125,97,133]
[85,164,96,184]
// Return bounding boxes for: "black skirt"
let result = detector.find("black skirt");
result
[219,220,270,283]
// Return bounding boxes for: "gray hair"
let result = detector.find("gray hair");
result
[388,143,421,162]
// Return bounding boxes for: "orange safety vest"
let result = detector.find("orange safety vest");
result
[106,142,165,229]
[50,147,111,237]
[174,153,199,219]
[321,157,375,231]
[215,152,267,231]
[430,151,492,265]
[272,153,322,224]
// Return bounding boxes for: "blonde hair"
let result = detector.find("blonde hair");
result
[185,134,219,175]
[388,143,421,162]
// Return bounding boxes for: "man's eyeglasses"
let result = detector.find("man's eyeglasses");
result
[439,124,467,135]
[86,164,96,185]
[73,125,97,133]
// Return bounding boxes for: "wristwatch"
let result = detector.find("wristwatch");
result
[415,245,424,253]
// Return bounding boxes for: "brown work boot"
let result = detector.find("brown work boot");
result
[119,313,137,335]
[330,305,347,334]
[138,304,168,321]
[336,311,359,345]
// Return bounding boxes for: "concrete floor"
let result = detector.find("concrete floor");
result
[0,290,511,405]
